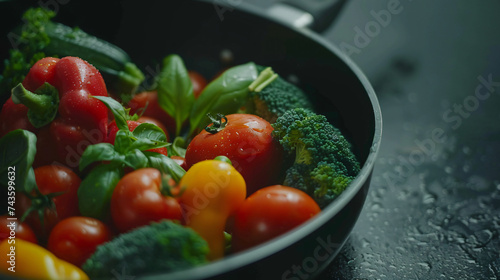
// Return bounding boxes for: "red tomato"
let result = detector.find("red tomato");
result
[18,165,81,241]
[127,91,176,135]
[171,155,188,171]
[106,119,169,157]
[47,216,112,267]
[188,70,207,98]
[0,215,37,244]
[185,114,283,195]
[111,168,183,233]
[232,185,320,252]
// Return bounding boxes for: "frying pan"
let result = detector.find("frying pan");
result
[0,0,382,279]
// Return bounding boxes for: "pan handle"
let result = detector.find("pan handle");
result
[267,0,347,32]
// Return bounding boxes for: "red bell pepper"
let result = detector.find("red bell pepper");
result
[0,56,109,170]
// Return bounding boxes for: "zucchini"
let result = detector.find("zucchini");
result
[43,22,145,100]
[1,8,144,103]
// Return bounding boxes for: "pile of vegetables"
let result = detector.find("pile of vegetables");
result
[0,8,360,280]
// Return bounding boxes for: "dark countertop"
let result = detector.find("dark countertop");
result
[244,0,499,279]
[315,1,500,279]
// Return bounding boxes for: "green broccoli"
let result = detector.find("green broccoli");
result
[272,108,360,208]
[82,220,209,278]
[0,8,53,104]
[244,65,315,123]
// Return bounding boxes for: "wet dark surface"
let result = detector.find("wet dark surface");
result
[248,0,500,279]
[322,1,500,279]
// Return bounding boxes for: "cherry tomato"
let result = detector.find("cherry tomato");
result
[127,91,176,135]
[185,114,284,195]
[111,168,182,233]
[0,215,37,244]
[47,216,112,267]
[188,70,207,98]
[106,119,169,157]
[232,185,320,252]
[17,166,81,241]
[171,155,188,171]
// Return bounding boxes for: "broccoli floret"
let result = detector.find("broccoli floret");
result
[244,65,314,123]
[82,220,209,278]
[272,108,360,208]
[0,8,53,104]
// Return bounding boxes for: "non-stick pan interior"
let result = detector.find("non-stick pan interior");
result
[0,1,381,279]
[39,0,376,164]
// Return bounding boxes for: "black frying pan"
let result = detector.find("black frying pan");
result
[0,1,382,279]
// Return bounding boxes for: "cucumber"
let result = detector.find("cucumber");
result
[43,22,145,100]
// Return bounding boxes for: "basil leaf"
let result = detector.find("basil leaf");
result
[79,143,122,172]
[114,130,133,154]
[129,138,169,152]
[132,123,168,143]
[0,129,37,193]
[144,151,186,183]
[156,54,194,136]
[123,149,149,170]
[168,136,187,158]
[189,62,258,134]
[92,96,129,131]
[78,163,123,220]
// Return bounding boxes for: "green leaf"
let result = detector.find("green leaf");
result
[156,54,194,136]
[189,62,258,135]
[78,163,123,220]
[79,143,122,172]
[132,123,168,143]
[114,130,133,154]
[144,152,186,183]
[92,95,130,131]
[168,136,187,157]
[129,138,169,152]
[129,123,170,151]
[0,129,37,193]
[123,149,149,170]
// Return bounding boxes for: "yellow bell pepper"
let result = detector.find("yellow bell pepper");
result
[0,239,88,280]
[179,159,246,260]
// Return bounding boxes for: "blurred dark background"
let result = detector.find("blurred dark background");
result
[245,0,500,278]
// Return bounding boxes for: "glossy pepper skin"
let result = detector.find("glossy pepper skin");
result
[0,239,89,280]
[0,56,108,170]
[179,160,246,260]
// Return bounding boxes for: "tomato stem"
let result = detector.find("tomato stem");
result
[204,113,228,134]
